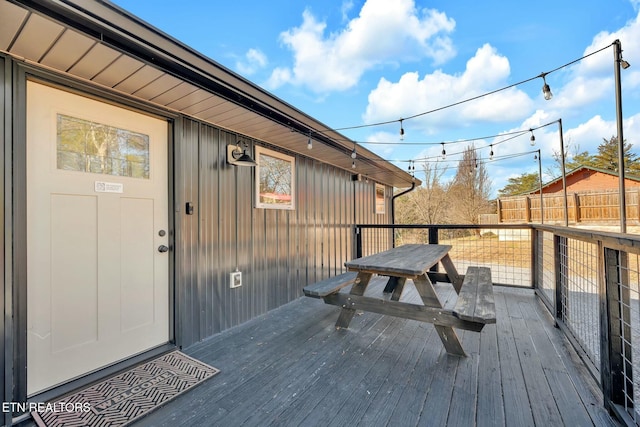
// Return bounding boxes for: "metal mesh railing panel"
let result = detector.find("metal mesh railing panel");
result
[558,237,600,369]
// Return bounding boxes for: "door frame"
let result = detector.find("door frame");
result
[10,63,178,404]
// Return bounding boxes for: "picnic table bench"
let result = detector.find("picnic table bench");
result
[303,244,496,356]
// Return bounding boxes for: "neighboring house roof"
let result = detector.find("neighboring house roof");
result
[0,0,418,188]
[522,165,640,195]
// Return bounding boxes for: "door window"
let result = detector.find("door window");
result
[56,114,150,179]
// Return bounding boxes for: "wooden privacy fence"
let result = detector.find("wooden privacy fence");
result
[498,189,640,224]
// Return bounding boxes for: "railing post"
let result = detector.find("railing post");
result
[428,227,438,245]
[355,225,362,259]
[554,235,568,324]
[428,227,439,273]
[601,247,633,416]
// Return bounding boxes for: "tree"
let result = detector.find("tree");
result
[592,136,640,175]
[395,160,450,225]
[547,140,592,177]
[497,172,540,197]
[448,145,493,226]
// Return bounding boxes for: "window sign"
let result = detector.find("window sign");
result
[57,114,150,179]
[375,183,386,214]
[255,146,295,210]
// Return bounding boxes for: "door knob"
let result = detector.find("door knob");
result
[158,245,169,253]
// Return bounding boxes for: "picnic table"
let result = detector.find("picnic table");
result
[303,244,496,356]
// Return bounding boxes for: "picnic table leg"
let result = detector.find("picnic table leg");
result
[434,326,466,356]
[390,277,407,301]
[440,254,463,293]
[383,276,399,293]
[413,274,443,307]
[335,272,373,329]
[414,274,467,356]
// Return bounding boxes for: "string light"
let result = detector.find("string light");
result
[541,73,553,100]
[408,160,415,176]
[318,44,611,134]
[403,148,540,167]
[351,143,357,159]
[441,143,446,160]
[396,123,556,164]
[530,129,536,146]
[352,160,356,169]
[400,119,405,140]
[489,144,494,161]
[307,136,313,150]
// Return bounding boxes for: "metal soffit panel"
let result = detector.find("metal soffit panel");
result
[0,0,417,188]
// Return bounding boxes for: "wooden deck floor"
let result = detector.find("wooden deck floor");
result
[134,281,619,427]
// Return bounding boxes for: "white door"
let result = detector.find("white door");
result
[26,81,170,395]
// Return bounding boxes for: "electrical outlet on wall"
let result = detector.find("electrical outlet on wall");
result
[230,271,242,288]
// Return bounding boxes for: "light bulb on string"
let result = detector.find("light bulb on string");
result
[407,160,414,176]
[541,74,553,100]
[351,144,357,159]
[351,160,356,169]
[441,143,446,160]
[399,119,405,141]
[489,144,494,161]
[307,136,313,150]
[530,130,536,146]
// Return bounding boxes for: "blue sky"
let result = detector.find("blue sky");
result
[112,0,640,195]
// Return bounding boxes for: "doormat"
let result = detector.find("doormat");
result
[32,351,220,427]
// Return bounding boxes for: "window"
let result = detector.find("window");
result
[255,146,295,210]
[375,183,386,214]
[56,114,150,179]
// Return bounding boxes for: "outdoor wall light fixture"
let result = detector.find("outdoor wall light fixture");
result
[541,73,553,100]
[227,142,257,167]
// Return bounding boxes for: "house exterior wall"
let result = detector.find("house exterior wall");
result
[533,169,640,194]
[175,118,391,348]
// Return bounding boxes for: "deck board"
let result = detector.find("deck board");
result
[476,323,505,427]
[132,281,619,427]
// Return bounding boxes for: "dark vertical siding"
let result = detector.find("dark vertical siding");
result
[176,118,392,347]
[198,124,221,337]
[175,119,200,348]
[353,179,393,255]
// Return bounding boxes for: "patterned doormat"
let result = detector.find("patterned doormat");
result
[32,351,220,427]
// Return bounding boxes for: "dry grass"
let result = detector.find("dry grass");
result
[441,235,531,267]
[396,230,532,268]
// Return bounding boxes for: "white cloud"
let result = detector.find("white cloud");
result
[236,48,268,76]
[564,116,615,153]
[266,0,456,93]
[363,44,533,132]
[560,10,640,109]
